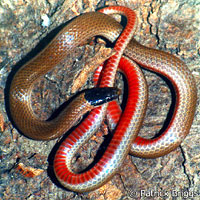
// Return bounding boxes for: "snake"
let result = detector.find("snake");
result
[8,6,197,192]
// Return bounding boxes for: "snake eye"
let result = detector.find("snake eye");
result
[84,87,120,106]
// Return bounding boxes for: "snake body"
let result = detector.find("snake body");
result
[8,6,197,192]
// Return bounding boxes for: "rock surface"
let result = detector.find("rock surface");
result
[0,0,199,199]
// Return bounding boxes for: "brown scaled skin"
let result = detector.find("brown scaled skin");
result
[9,12,122,141]
[10,90,94,140]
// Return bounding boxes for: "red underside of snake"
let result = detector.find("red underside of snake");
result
[8,6,197,192]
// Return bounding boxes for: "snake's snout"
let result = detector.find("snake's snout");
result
[84,87,119,106]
